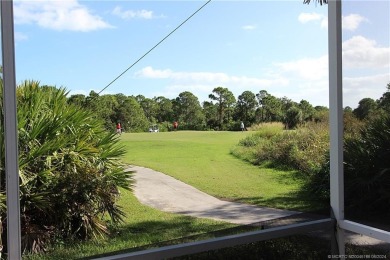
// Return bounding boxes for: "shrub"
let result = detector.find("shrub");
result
[247,122,284,132]
[0,81,132,253]
[303,156,330,204]
[232,123,284,164]
[233,122,329,175]
[303,114,390,217]
[254,122,329,175]
[344,114,390,216]
[344,111,365,139]
[238,132,264,147]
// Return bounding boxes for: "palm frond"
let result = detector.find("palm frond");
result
[1,81,133,252]
[303,0,327,5]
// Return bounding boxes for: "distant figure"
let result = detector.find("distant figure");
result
[240,121,245,132]
[116,122,122,134]
[173,121,178,131]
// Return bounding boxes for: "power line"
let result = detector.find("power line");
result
[96,0,212,96]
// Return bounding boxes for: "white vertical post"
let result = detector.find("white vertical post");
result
[1,0,22,259]
[328,0,345,255]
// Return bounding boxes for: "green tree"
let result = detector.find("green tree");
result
[353,97,378,120]
[208,87,236,130]
[313,106,329,123]
[174,91,205,130]
[298,99,315,122]
[284,106,303,129]
[203,101,218,130]
[85,92,118,130]
[257,91,283,122]
[377,83,390,113]
[280,96,295,113]
[67,94,86,107]
[136,95,158,123]
[234,91,258,127]
[255,90,269,122]
[112,94,149,132]
[154,96,173,123]
[344,106,353,113]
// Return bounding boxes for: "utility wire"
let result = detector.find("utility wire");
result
[96,0,212,96]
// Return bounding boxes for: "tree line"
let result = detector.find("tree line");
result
[69,85,387,132]
[67,87,333,132]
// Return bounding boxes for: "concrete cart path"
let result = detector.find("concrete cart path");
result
[130,166,390,248]
[130,165,298,225]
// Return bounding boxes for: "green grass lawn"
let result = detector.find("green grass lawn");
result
[121,130,314,211]
[25,188,238,260]
[26,130,318,259]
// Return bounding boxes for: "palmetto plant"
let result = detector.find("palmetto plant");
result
[0,80,132,253]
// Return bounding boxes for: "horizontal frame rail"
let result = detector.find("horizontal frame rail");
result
[340,220,390,243]
[96,218,334,260]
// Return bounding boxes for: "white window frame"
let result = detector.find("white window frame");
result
[328,0,390,255]
[1,1,389,259]
[1,0,21,259]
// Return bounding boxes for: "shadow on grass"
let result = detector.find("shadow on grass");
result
[86,211,333,260]
[244,162,330,212]
[115,217,231,240]
[85,218,256,259]
[233,189,329,213]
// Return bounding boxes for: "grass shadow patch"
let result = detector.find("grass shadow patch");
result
[87,219,259,259]
[234,191,327,212]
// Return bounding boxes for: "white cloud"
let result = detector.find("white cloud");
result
[343,36,390,69]
[135,66,289,102]
[298,12,328,29]
[273,56,329,106]
[273,72,389,108]
[137,66,173,79]
[300,13,367,31]
[267,34,389,107]
[274,35,389,79]
[275,55,328,81]
[344,73,390,108]
[287,80,329,107]
[112,6,155,20]
[342,14,368,31]
[152,84,214,100]
[136,33,389,106]
[14,0,113,31]
[242,25,256,31]
[298,12,324,23]
[135,66,288,87]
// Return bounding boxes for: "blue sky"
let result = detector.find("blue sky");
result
[12,0,390,108]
